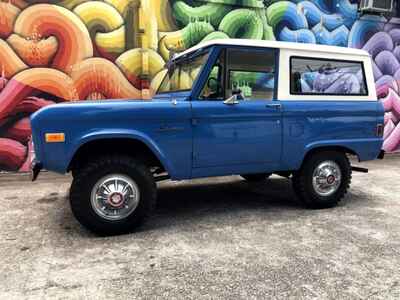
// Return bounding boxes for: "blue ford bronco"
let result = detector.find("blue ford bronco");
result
[31,39,385,235]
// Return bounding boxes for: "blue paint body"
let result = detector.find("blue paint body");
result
[30,45,384,180]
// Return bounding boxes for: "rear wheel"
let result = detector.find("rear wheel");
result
[70,155,156,235]
[240,173,272,182]
[292,151,351,208]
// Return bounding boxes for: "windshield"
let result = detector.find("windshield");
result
[157,49,210,94]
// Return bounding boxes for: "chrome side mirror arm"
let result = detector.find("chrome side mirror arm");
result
[223,95,239,105]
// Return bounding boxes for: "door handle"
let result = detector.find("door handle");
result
[266,103,281,109]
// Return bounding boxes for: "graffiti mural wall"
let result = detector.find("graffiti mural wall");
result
[0,0,399,172]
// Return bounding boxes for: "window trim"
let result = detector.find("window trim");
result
[289,56,369,97]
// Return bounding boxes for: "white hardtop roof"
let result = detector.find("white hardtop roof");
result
[173,39,370,60]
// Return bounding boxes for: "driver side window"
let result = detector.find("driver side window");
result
[200,48,277,101]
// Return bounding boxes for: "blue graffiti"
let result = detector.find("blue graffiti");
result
[272,0,357,47]
[312,24,349,46]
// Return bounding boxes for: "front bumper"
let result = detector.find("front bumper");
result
[30,160,42,182]
[30,141,42,181]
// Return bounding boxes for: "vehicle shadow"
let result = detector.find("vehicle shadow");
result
[158,177,299,209]
[145,176,304,231]
[56,176,371,236]
[49,176,302,237]
[145,175,374,231]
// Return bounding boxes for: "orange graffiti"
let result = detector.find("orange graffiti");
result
[0,2,20,38]
[7,34,58,67]
[71,58,141,100]
[13,4,93,72]
[0,39,27,78]
[0,68,77,120]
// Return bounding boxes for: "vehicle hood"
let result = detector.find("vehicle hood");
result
[31,94,190,124]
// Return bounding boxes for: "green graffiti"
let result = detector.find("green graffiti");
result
[159,21,214,60]
[266,1,290,29]
[182,21,215,47]
[219,9,264,39]
[172,1,232,28]
[201,31,230,42]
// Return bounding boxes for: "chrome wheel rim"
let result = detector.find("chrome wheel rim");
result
[90,174,140,221]
[312,161,342,197]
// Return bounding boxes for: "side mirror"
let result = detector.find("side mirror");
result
[223,94,239,105]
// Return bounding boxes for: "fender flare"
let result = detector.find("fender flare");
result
[67,129,173,175]
[287,142,357,170]
[301,139,375,166]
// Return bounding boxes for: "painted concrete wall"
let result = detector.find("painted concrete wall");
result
[0,0,399,172]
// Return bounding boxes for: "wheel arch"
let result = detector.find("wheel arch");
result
[67,133,170,174]
[301,145,356,168]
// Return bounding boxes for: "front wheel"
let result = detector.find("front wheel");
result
[292,151,351,208]
[70,155,156,235]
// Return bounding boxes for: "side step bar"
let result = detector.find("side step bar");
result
[351,166,368,173]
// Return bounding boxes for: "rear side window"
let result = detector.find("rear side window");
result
[290,57,368,96]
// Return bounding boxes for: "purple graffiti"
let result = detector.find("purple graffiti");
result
[362,29,400,94]
[360,28,400,152]
[382,89,400,151]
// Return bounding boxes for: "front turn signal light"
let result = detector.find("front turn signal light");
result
[45,133,65,143]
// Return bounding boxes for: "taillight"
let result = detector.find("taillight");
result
[376,124,384,137]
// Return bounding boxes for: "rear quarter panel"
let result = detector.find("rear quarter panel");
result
[280,100,384,170]
[277,47,383,170]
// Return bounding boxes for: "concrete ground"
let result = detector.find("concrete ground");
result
[0,156,400,300]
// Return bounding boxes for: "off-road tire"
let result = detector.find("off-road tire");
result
[240,173,272,182]
[70,155,156,235]
[292,151,351,208]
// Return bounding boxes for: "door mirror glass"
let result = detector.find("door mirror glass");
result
[207,76,219,89]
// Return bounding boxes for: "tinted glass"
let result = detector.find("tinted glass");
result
[290,57,368,96]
